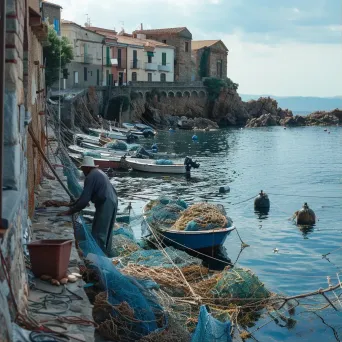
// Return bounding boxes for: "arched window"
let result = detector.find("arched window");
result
[160,73,166,82]
[132,72,137,81]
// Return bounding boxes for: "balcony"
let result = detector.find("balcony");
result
[145,63,158,71]
[158,64,171,72]
[84,54,93,64]
[130,60,141,69]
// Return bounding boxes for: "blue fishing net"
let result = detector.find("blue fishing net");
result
[191,306,232,342]
[105,140,128,151]
[82,151,102,158]
[155,159,174,165]
[73,215,164,339]
[58,150,83,198]
[145,203,185,228]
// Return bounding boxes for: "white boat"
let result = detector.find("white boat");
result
[68,145,127,158]
[126,158,186,174]
[74,133,100,144]
[111,126,144,136]
[88,128,126,140]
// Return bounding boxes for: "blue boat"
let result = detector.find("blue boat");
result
[143,206,235,250]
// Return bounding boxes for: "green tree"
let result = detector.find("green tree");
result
[43,25,73,88]
[204,77,239,101]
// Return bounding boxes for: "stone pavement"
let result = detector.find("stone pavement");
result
[27,154,95,341]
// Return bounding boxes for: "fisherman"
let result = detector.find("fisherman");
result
[58,156,118,256]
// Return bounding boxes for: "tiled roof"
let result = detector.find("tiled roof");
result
[87,27,117,35]
[192,40,228,51]
[133,27,187,35]
[115,35,174,49]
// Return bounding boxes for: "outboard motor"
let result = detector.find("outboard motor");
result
[254,190,270,210]
[184,156,200,179]
[126,133,138,143]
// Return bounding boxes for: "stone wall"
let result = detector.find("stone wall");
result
[42,2,61,29]
[208,48,228,79]
[144,33,192,82]
[0,0,47,340]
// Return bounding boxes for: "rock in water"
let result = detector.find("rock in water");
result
[295,203,316,225]
[254,190,270,210]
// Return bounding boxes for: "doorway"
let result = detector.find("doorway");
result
[119,72,124,86]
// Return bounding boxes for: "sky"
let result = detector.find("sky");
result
[49,0,342,97]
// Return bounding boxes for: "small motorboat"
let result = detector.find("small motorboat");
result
[74,133,100,145]
[88,128,127,141]
[127,158,186,174]
[68,145,127,158]
[142,204,235,250]
[127,156,199,174]
[122,123,156,137]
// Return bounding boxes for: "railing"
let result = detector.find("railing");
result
[130,60,141,69]
[84,54,93,64]
[145,62,158,71]
[129,81,205,88]
[158,64,171,72]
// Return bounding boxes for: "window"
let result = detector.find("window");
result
[84,67,87,81]
[162,52,166,66]
[106,70,109,85]
[74,71,79,84]
[53,18,60,35]
[185,41,189,52]
[84,43,88,55]
[133,50,138,68]
[106,47,110,66]
[160,73,166,82]
[217,60,223,78]
[162,40,166,44]
[97,69,100,86]
[132,72,137,81]
[90,71,93,76]
[118,49,122,68]
[148,73,152,82]
[148,55,152,63]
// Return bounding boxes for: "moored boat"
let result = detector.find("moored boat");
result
[142,200,235,250]
[127,158,186,174]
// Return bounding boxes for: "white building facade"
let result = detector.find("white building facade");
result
[60,21,112,88]
[116,34,174,83]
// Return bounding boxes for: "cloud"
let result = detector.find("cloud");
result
[49,0,341,96]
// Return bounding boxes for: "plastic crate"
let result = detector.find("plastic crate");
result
[27,239,73,280]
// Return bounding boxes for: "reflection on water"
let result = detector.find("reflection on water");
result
[112,126,342,341]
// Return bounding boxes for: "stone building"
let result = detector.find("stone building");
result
[1,0,48,340]
[42,0,62,35]
[116,33,175,83]
[60,20,112,88]
[191,40,228,81]
[87,26,128,85]
[133,27,192,82]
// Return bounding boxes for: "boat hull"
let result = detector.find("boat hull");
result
[127,159,185,174]
[93,158,129,170]
[158,227,234,250]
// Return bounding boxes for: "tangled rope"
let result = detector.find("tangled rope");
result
[172,203,228,231]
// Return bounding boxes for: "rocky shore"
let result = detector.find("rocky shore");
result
[133,92,341,130]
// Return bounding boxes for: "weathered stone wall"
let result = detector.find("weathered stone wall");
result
[1,0,47,340]
[208,48,228,79]
[42,2,61,28]
[144,33,192,82]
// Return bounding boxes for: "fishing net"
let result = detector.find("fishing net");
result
[212,268,271,302]
[172,203,233,231]
[146,203,185,228]
[110,225,141,257]
[105,140,128,151]
[155,160,174,165]
[191,306,232,342]
[118,247,202,269]
[73,215,165,341]
[128,143,141,151]
[82,151,102,158]
[58,149,83,198]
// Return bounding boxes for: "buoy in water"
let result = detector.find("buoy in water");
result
[192,135,198,141]
[254,190,270,210]
[219,185,230,194]
[295,203,316,225]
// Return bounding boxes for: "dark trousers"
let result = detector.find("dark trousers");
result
[93,197,118,256]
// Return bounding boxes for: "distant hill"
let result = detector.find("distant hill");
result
[240,95,342,113]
